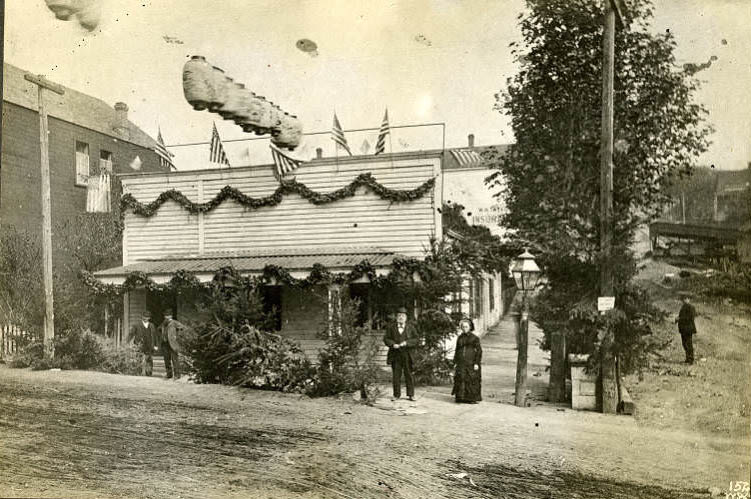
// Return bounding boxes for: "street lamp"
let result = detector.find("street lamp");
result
[511,249,541,407]
[511,249,541,293]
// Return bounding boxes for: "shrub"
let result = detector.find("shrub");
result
[6,331,141,375]
[187,286,313,391]
[53,329,105,370]
[311,295,382,399]
[412,309,456,384]
[7,342,45,368]
[534,279,670,375]
[95,337,142,375]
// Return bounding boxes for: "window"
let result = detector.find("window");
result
[75,141,90,186]
[489,278,495,311]
[260,286,282,331]
[473,278,483,318]
[348,283,370,327]
[99,150,113,174]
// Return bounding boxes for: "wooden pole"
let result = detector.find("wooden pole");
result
[681,191,686,224]
[514,294,529,407]
[600,0,618,414]
[25,74,64,358]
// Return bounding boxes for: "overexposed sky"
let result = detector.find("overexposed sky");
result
[4,0,750,170]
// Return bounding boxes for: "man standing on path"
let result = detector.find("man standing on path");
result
[383,307,419,401]
[157,313,175,379]
[129,311,157,376]
[676,293,697,364]
[162,313,187,380]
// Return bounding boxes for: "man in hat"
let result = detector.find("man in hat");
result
[129,310,157,376]
[676,293,697,364]
[161,312,187,380]
[383,306,419,401]
[157,312,176,379]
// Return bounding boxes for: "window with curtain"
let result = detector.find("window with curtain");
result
[99,150,113,174]
[75,141,90,186]
[473,278,483,318]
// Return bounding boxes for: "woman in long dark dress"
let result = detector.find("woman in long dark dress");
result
[452,317,482,403]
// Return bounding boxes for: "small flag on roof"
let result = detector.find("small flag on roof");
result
[209,122,230,167]
[270,143,303,181]
[331,113,352,156]
[374,108,390,155]
[450,149,484,168]
[155,127,175,170]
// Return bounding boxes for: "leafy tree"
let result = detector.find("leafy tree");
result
[0,226,44,335]
[486,0,712,371]
[0,213,123,338]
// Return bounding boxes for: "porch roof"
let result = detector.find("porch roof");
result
[93,246,404,284]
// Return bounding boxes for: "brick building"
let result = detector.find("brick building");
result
[0,62,170,262]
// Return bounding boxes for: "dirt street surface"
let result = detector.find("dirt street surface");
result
[0,365,745,499]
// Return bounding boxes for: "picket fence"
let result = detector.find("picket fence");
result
[0,324,34,359]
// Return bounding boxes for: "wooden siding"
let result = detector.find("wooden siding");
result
[281,286,327,359]
[122,156,441,264]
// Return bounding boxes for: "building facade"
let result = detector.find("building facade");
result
[0,62,168,264]
[93,147,507,359]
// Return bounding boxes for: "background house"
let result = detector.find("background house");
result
[648,164,751,256]
[0,62,171,267]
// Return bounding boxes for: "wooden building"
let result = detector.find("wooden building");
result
[92,147,507,358]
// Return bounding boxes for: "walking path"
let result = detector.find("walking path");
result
[375,313,555,408]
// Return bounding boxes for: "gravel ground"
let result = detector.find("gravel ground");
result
[0,364,745,498]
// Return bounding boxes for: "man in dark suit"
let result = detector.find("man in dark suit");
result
[129,310,157,376]
[676,294,698,364]
[383,306,419,401]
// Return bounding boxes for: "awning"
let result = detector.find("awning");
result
[93,246,403,285]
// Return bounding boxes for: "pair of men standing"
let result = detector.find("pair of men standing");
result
[128,311,184,378]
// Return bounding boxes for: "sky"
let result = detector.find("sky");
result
[4,0,750,170]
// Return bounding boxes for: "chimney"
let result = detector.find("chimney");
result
[468,133,475,148]
[316,147,323,159]
[113,102,130,140]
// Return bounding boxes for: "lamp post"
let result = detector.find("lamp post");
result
[511,249,541,407]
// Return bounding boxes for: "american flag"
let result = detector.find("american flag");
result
[209,122,230,166]
[374,109,390,155]
[331,113,352,156]
[270,143,302,181]
[154,127,175,170]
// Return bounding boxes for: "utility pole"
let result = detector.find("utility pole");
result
[599,0,625,414]
[24,73,64,357]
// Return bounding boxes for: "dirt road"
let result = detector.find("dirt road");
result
[0,365,745,498]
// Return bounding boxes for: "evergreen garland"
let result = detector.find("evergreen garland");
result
[120,173,436,218]
[81,257,428,299]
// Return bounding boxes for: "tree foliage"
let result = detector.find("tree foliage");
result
[487,0,712,259]
[0,213,122,336]
[487,0,712,371]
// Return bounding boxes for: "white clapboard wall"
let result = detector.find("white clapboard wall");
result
[121,153,443,264]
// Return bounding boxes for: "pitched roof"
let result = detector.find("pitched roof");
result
[2,62,157,150]
[94,246,402,279]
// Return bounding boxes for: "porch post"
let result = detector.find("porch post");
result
[327,284,342,335]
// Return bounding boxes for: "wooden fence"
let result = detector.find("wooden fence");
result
[0,325,35,359]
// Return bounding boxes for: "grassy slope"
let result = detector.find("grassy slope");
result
[627,259,751,442]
